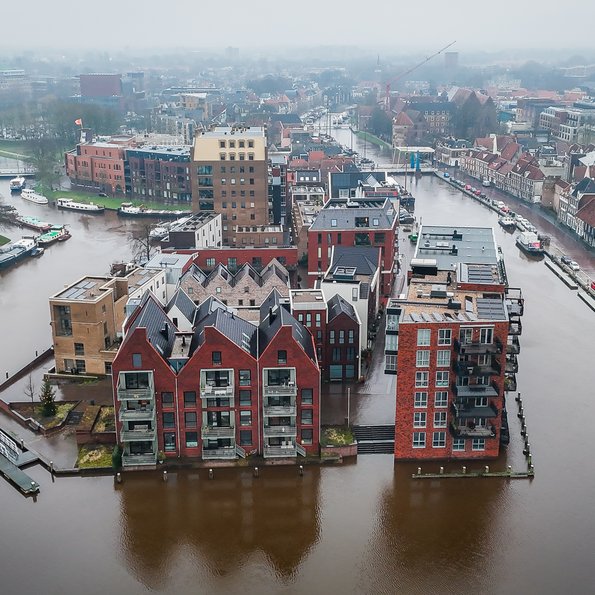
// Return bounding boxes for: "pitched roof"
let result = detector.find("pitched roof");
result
[166,288,197,325]
[330,245,380,276]
[576,195,595,227]
[394,111,414,126]
[572,177,595,197]
[327,294,358,323]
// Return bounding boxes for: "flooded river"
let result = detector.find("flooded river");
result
[1,155,595,594]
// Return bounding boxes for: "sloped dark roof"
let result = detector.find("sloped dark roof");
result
[572,177,595,197]
[331,245,380,276]
[126,293,177,359]
[166,288,197,325]
[272,113,302,125]
[194,295,228,324]
[327,294,358,323]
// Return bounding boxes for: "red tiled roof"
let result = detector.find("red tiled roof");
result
[576,195,595,227]
[394,111,414,126]
[500,142,521,161]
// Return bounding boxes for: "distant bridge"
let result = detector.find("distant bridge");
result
[0,168,36,179]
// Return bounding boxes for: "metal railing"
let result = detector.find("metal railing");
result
[451,401,498,418]
[263,405,296,416]
[450,421,496,438]
[452,382,499,398]
[117,387,154,401]
[122,453,156,466]
[202,447,237,460]
[263,425,297,437]
[263,384,298,397]
[200,384,234,397]
[263,445,297,458]
[121,429,156,442]
[119,408,155,422]
[201,425,235,439]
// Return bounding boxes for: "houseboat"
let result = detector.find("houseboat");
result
[515,231,544,257]
[56,198,105,214]
[21,188,49,205]
[15,215,52,232]
[0,238,36,269]
[9,176,26,192]
[118,202,192,219]
[37,225,70,246]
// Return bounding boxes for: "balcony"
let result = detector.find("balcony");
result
[122,453,156,467]
[264,445,297,458]
[453,360,501,377]
[508,320,522,336]
[200,383,234,398]
[451,401,498,418]
[263,425,297,437]
[454,339,502,355]
[452,382,499,398]
[202,447,237,460]
[505,355,519,374]
[201,425,235,439]
[119,408,155,422]
[504,373,517,392]
[450,421,496,438]
[117,387,153,401]
[506,336,521,355]
[263,383,298,397]
[121,429,156,442]
[263,405,296,416]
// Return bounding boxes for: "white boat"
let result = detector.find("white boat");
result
[20,188,49,205]
[56,198,105,214]
[0,238,36,269]
[516,231,544,257]
[9,176,26,192]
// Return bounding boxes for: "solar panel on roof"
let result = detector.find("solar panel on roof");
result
[432,312,443,322]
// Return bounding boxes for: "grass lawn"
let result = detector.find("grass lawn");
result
[320,426,355,447]
[0,234,10,246]
[354,130,392,150]
[93,406,116,433]
[12,402,77,430]
[77,444,114,469]
[0,139,30,159]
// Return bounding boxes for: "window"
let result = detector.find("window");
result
[331,218,337,227]
[436,350,450,367]
[432,431,446,448]
[240,410,252,426]
[302,428,313,445]
[415,371,429,388]
[277,350,287,364]
[240,430,252,446]
[436,371,449,387]
[161,392,173,407]
[413,432,426,448]
[414,391,428,407]
[212,351,222,365]
[453,438,465,451]
[164,432,176,452]
[183,391,196,407]
[163,412,175,428]
[302,388,313,405]
[75,359,86,373]
[374,232,385,244]
[472,438,485,451]
[239,370,251,386]
[460,328,473,344]
[355,233,371,246]
[417,329,431,346]
[435,391,448,408]
[329,330,335,344]
[348,330,354,344]
[219,140,226,148]
[185,432,198,448]
[385,354,397,372]
[438,329,452,345]
[346,347,355,361]
[352,287,358,301]
[332,348,341,362]
[301,409,313,424]
[434,411,447,428]
[306,313,312,327]
[239,389,251,406]
[315,313,321,327]
[185,412,197,428]
[413,412,426,428]
[476,396,488,407]
[480,327,493,344]
[339,330,345,344]
[416,350,430,367]
[74,343,84,356]
[132,353,142,368]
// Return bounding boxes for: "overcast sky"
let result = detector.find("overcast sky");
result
[1,0,594,53]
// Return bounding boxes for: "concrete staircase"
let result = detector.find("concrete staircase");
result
[353,425,395,454]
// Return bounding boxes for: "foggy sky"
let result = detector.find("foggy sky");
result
[1,0,593,53]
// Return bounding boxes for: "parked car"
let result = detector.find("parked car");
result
[560,255,572,265]
[591,280,595,290]
[465,184,471,190]
[474,189,481,196]
[480,192,487,198]
[568,261,580,271]
[443,172,450,178]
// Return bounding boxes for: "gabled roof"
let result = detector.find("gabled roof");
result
[576,195,595,227]
[327,294,358,323]
[572,177,595,197]
[394,111,414,127]
[331,245,380,276]
[166,288,197,326]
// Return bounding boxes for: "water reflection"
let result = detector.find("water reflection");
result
[119,467,321,589]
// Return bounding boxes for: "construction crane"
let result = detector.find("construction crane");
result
[384,41,456,111]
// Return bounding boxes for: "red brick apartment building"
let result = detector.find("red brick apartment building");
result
[112,289,320,467]
[393,226,523,460]
[307,197,397,297]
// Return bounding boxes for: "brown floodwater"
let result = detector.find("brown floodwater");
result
[1,164,595,594]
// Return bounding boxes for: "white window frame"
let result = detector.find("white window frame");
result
[432,431,446,448]
[413,412,426,428]
[453,438,466,451]
[415,371,429,388]
[472,438,486,451]
[435,391,448,408]
[417,329,431,346]
[416,350,430,367]
[412,432,426,448]
[414,391,428,408]
[436,350,450,367]
[434,411,447,428]
[438,328,451,345]
[436,371,449,387]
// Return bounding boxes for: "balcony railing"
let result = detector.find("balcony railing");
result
[201,425,235,439]
[506,336,521,355]
[505,355,519,374]
[454,339,502,355]
[264,445,297,458]
[119,408,155,422]
[117,387,153,401]
[202,447,237,460]
[263,425,297,437]
[121,429,156,442]
[453,360,501,376]
[263,405,296,416]
[452,382,499,398]
[451,401,498,418]
[450,421,496,438]
[504,373,517,392]
[508,320,522,336]
[122,453,156,466]
[200,384,234,398]
[263,384,298,397]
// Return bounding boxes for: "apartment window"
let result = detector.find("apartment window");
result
[277,350,287,364]
[219,140,226,148]
[315,313,321,327]
[348,329,354,344]
[453,438,465,451]
[301,409,313,425]
[416,350,430,367]
[374,232,385,243]
[460,328,473,344]
[385,354,397,372]
[438,329,452,345]
[248,140,254,148]
[163,412,175,429]
[432,431,446,448]
[413,432,426,448]
[301,428,313,445]
[75,360,86,373]
[346,347,355,361]
[413,391,428,408]
[240,430,252,446]
[329,330,335,344]
[413,412,426,428]
[161,392,174,407]
[212,351,222,365]
[436,350,450,367]
[239,369,251,386]
[184,412,197,428]
[132,353,142,368]
[239,389,251,406]
[352,287,358,301]
[480,327,493,344]
[183,391,196,407]
[415,371,429,388]
[436,371,449,387]
[435,391,448,408]
[472,438,486,451]
[240,410,252,426]
[331,218,337,227]
[164,432,176,452]
[74,343,84,356]
[306,313,312,327]
[332,347,341,362]
[434,411,447,428]
[302,388,313,405]
[206,257,216,267]
[417,329,431,346]
[185,432,198,448]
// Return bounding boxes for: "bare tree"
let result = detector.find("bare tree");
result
[24,374,35,405]
[128,223,154,264]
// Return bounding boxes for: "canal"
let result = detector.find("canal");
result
[1,154,595,593]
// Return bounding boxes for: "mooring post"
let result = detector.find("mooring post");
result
[209,468,214,479]
[439,466,444,475]
[49,460,54,473]
[299,465,303,476]
[116,472,122,484]
[484,466,490,474]
[462,466,467,474]
[163,470,167,482]
[254,466,259,478]
[507,465,512,476]
[417,467,422,475]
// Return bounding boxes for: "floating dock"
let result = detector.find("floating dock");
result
[0,453,40,494]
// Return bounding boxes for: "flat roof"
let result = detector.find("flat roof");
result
[52,276,113,301]
[290,289,326,305]
[198,126,265,138]
[125,268,163,292]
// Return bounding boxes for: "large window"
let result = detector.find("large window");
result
[413,412,426,428]
[183,391,196,407]
[417,329,431,346]
[438,329,452,345]
[472,438,486,451]
[124,372,149,389]
[415,371,429,388]
[412,432,426,448]
[416,350,430,367]
[434,411,447,428]
[301,388,313,405]
[185,432,198,448]
[436,371,449,387]
[162,412,175,428]
[436,350,450,367]
[432,431,446,448]
[435,391,448,408]
[414,391,428,407]
[301,409,313,425]
[480,327,493,344]
[164,432,176,452]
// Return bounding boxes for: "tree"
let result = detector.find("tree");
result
[39,379,57,417]
[128,223,154,264]
[24,374,35,405]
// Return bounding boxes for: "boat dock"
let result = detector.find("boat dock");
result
[544,259,579,290]
[0,428,41,495]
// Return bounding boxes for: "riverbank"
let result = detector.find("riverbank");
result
[352,129,392,150]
